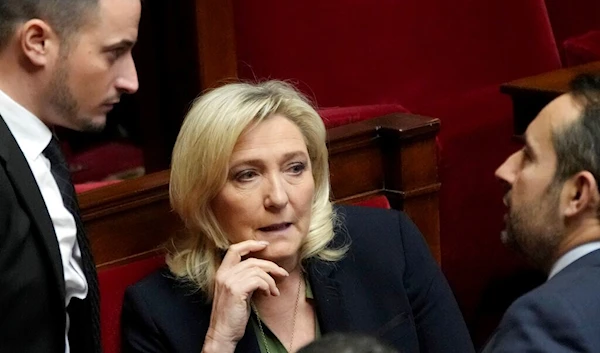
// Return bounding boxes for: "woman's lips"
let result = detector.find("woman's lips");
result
[259,223,292,232]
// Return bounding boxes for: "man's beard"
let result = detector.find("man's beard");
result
[502,186,564,271]
[48,61,105,132]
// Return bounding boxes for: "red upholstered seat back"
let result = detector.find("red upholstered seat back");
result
[545,0,600,65]
[353,195,391,209]
[75,180,122,194]
[66,141,144,184]
[235,0,559,113]
[99,255,165,353]
[318,104,409,129]
[563,30,600,67]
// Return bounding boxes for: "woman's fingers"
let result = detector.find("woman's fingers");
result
[221,240,269,267]
[215,239,290,298]
[215,259,288,297]
[230,257,289,278]
[218,240,289,284]
[207,240,292,348]
[224,266,282,297]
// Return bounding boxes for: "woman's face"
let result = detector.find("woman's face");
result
[212,114,315,266]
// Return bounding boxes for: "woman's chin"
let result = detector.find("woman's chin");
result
[256,247,300,268]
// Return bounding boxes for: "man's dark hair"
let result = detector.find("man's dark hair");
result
[0,0,98,50]
[297,333,399,353]
[552,74,600,190]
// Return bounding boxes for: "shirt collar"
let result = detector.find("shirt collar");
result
[0,88,52,162]
[548,241,600,280]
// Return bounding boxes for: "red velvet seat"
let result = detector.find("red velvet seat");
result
[353,195,391,209]
[99,255,165,353]
[75,180,122,194]
[68,142,144,184]
[545,0,600,66]
[318,104,409,128]
[563,30,600,67]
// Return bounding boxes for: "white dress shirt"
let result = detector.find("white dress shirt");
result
[0,89,88,353]
[548,241,600,279]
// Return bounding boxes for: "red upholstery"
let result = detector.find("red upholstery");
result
[563,30,600,67]
[67,142,144,184]
[99,255,165,353]
[545,0,600,65]
[353,195,391,209]
[75,180,122,194]
[235,0,559,110]
[318,104,409,129]
[234,0,562,346]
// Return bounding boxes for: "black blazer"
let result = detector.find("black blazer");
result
[122,205,475,353]
[0,116,97,353]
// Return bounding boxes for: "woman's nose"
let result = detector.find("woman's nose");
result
[264,175,289,210]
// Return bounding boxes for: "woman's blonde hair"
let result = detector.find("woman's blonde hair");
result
[167,80,345,298]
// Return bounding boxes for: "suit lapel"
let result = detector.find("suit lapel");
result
[0,115,66,300]
[308,259,352,333]
[234,324,261,353]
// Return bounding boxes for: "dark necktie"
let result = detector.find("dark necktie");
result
[43,136,101,353]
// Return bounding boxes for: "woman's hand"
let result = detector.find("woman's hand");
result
[202,240,289,353]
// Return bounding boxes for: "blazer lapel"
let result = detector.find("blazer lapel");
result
[0,116,66,300]
[235,324,261,353]
[308,259,352,333]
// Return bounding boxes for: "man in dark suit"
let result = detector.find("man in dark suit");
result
[0,0,140,352]
[482,73,600,352]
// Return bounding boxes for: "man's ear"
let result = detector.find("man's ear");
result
[20,19,58,67]
[564,171,600,217]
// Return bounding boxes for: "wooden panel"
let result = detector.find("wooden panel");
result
[195,0,238,89]
[501,61,600,136]
[80,171,175,268]
[501,61,600,96]
[80,113,441,268]
[329,146,383,200]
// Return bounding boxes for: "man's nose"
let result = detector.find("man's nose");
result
[116,54,139,95]
[495,151,520,185]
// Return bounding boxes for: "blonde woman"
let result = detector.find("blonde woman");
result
[121,81,474,353]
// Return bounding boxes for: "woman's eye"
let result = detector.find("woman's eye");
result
[288,162,306,175]
[235,170,258,182]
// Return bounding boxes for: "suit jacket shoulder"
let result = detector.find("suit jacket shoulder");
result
[483,249,600,352]
[121,268,208,352]
[328,205,474,353]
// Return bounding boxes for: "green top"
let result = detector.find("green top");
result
[250,276,321,353]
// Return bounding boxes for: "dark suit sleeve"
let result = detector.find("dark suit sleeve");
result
[398,213,475,353]
[121,286,169,353]
[481,291,589,353]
